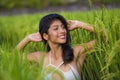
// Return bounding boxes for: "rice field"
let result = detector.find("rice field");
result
[0,8,120,80]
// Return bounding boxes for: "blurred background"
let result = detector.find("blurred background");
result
[0,0,120,80]
[0,0,120,15]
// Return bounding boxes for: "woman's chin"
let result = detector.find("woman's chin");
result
[59,41,66,44]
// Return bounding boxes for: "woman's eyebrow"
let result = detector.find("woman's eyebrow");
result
[52,25,58,27]
[51,23,63,27]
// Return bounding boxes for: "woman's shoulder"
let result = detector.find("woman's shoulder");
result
[27,51,46,63]
[28,51,43,56]
[72,45,84,58]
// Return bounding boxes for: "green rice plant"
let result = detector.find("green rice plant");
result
[0,9,120,80]
[101,40,120,79]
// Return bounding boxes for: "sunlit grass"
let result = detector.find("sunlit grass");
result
[0,9,120,80]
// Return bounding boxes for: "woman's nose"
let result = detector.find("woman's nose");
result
[59,27,66,33]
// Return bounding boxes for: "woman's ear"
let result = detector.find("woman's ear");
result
[43,33,48,40]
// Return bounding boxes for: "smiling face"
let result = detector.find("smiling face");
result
[39,14,71,51]
[46,19,67,44]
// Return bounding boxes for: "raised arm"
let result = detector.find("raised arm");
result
[67,20,96,55]
[67,20,94,32]
[73,40,96,57]
[73,40,96,66]
[68,20,107,67]
[16,32,42,51]
[67,20,96,66]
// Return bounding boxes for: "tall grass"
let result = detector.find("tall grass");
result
[0,9,120,80]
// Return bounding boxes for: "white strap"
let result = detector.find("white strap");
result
[49,52,51,64]
[49,51,64,69]
[55,61,64,69]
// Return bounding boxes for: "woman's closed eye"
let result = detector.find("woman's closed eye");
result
[53,26,58,30]
[52,24,65,31]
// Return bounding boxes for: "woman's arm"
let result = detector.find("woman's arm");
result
[67,20,94,32]
[67,20,96,66]
[26,52,42,64]
[16,32,42,51]
[73,40,96,58]
[67,20,96,54]
[68,20,107,67]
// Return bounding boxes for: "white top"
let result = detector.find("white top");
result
[42,52,81,80]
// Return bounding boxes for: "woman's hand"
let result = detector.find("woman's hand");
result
[27,32,42,42]
[67,20,79,30]
[16,32,42,51]
[67,20,94,32]
[67,20,87,30]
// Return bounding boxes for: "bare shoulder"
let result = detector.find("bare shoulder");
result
[28,51,42,58]
[27,51,44,63]
[73,40,96,59]
[73,45,85,58]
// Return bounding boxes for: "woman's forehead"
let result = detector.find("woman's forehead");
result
[50,20,63,26]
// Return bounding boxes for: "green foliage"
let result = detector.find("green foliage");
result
[0,0,66,9]
[91,0,120,3]
[0,0,120,10]
[0,9,120,80]
[102,0,120,4]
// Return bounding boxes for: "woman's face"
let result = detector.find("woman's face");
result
[47,19,67,44]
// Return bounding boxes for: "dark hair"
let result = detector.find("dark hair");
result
[39,13,74,64]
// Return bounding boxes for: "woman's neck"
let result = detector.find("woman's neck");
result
[49,43,62,60]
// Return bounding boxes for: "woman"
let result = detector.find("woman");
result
[16,14,96,80]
